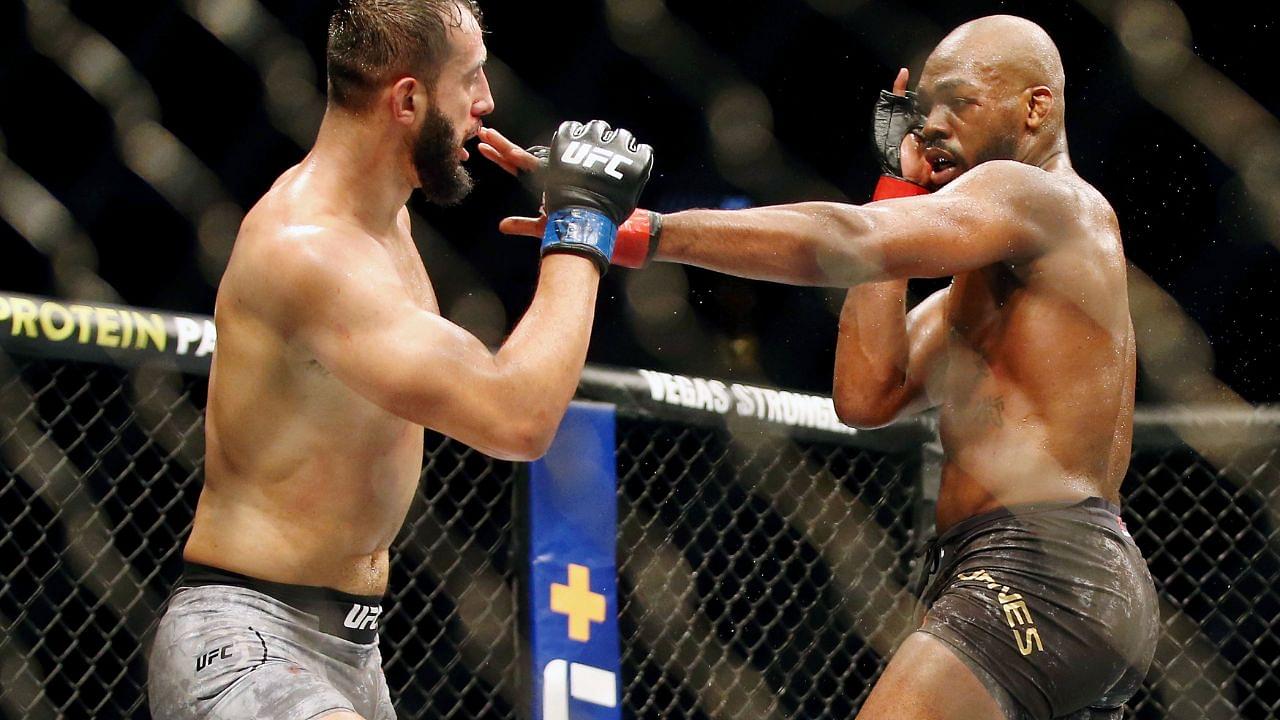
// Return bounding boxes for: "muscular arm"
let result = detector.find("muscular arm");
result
[654,161,1065,286]
[833,285,947,428]
[259,226,600,462]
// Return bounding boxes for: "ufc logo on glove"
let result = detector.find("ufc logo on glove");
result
[559,141,635,179]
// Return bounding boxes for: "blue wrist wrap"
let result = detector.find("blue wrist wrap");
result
[540,208,618,274]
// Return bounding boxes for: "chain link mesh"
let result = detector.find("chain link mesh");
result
[0,359,521,720]
[614,417,920,720]
[1123,439,1280,719]
[1,358,1277,718]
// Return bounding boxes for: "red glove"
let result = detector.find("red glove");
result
[872,175,930,201]
[612,209,662,269]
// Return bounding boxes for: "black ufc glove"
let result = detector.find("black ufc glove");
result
[518,145,550,196]
[871,90,923,179]
[871,90,929,200]
[539,120,654,274]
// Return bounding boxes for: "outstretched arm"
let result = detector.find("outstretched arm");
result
[652,160,1065,286]
[497,161,1063,286]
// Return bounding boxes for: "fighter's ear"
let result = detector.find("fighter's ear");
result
[1025,86,1054,131]
[388,77,425,126]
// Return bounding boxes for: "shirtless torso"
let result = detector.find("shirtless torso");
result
[150,4,654,718]
[480,15,1156,718]
[606,97,1151,720]
[186,167,438,595]
[925,170,1134,530]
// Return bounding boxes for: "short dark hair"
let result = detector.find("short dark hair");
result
[326,0,483,111]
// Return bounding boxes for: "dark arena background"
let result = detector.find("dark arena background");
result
[1,0,1278,719]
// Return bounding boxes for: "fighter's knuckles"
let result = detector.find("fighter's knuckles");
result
[612,128,636,151]
[559,120,585,140]
[585,119,613,141]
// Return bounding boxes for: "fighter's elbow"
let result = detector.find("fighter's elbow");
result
[506,423,557,462]
[466,422,551,463]
[834,402,899,430]
[833,385,903,430]
[492,405,563,462]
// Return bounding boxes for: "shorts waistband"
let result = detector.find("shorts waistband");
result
[180,562,384,645]
[936,496,1124,547]
[909,497,1128,600]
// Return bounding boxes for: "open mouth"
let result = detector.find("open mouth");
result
[459,126,482,161]
[925,148,962,184]
[926,148,957,172]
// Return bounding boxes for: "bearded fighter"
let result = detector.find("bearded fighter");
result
[146,1,653,718]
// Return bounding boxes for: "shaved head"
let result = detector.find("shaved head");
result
[932,15,1065,107]
[913,15,1069,186]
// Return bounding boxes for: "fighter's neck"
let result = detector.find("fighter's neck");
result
[301,111,414,235]
[1024,136,1073,174]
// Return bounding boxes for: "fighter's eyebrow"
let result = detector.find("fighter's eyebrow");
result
[931,78,979,95]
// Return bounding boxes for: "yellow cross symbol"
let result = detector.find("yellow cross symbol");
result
[550,564,606,642]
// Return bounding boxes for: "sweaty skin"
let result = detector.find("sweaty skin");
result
[185,10,603,596]
[840,18,1136,532]
[652,156,1133,533]
[488,17,1140,719]
[493,16,1134,535]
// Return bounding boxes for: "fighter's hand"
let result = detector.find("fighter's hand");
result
[871,68,930,200]
[499,122,662,269]
[537,120,655,274]
[477,127,546,177]
[892,69,931,187]
[499,212,546,238]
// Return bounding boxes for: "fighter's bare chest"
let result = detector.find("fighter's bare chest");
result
[944,265,1022,349]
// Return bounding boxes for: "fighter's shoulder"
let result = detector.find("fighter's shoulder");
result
[243,213,347,268]
[949,161,1073,205]
[953,162,1099,236]
[229,211,372,315]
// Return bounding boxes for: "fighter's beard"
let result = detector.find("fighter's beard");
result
[413,108,473,206]
[972,134,1023,167]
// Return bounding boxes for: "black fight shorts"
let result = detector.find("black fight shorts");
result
[916,498,1159,720]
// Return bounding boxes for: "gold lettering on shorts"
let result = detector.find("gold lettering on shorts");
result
[957,570,997,584]
[953,569,1045,656]
[1015,627,1044,656]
